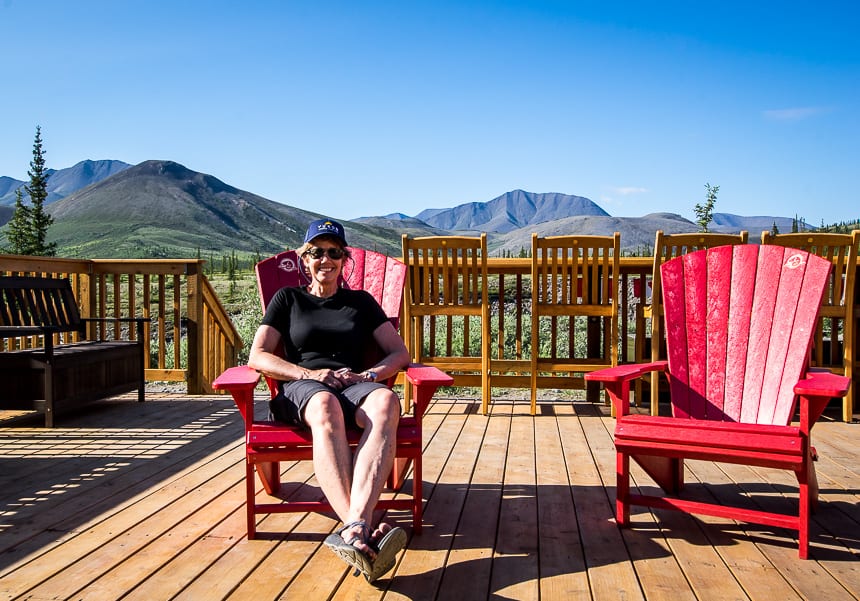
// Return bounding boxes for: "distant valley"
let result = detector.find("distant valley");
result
[0,159,800,258]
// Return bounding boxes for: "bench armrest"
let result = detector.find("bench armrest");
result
[0,325,60,338]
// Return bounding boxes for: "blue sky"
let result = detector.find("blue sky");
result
[1,1,857,225]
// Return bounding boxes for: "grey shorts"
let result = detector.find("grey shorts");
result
[270,379,388,429]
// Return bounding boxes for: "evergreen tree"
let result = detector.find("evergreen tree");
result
[5,187,34,254]
[771,221,780,235]
[693,183,719,233]
[23,126,56,256]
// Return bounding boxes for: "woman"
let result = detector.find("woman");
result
[247,218,411,582]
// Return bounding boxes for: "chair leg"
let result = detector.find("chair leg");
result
[631,453,684,494]
[798,473,810,559]
[246,461,257,540]
[616,452,630,527]
[412,453,423,534]
[390,457,411,490]
[256,461,281,496]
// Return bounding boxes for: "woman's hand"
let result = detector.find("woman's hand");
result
[302,368,365,389]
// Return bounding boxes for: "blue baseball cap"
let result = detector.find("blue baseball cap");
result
[303,218,348,246]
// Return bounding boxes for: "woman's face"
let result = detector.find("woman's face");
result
[302,238,345,286]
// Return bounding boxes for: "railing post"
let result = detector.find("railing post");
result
[79,267,97,341]
[186,261,204,394]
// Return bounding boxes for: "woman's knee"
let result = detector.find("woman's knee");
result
[360,389,401,424]
[303,392,345,430]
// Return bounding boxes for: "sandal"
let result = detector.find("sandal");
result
[324,520,408,583]
[324,520,374,579]
[366,524,407,582]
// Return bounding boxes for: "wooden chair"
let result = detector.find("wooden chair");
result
[761,230,859,422]
[401,234,491,413]
[586,244,850,559]
[635,230,749,414]
[212,248,452,539]
[530,233,620,415]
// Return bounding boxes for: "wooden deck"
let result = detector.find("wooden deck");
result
[1,392,858,600]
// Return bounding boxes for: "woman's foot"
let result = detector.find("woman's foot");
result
[324,520,408,583]
[367,525,407,582]
[324,520,374,578]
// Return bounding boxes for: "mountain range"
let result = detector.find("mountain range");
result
[0,159,797,258]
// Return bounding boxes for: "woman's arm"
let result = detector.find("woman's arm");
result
[359,321,411,382]
[247,324,309,381]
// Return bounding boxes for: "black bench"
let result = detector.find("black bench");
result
[0,276,147,426]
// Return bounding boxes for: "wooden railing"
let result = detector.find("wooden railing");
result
[410,255,857,408]
[3,253,855,408]
[412,257,652,401]
[0,255,241,394]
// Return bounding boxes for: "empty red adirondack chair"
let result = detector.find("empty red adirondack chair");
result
[585,244,849,558]
[213,247,452,539]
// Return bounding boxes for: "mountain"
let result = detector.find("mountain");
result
[0,159,131,206]
[710,213,795,233]
[45,160,404,258]
[492,212,700,254]
[416,189,608,233]
[1,157,802,258]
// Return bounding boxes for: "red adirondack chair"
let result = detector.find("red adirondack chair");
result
[212,248,452,539]
[585,244,850,558]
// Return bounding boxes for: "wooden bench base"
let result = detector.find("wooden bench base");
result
[0,341,144,425]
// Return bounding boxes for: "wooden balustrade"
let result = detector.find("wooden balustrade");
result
[2,252,855,412]
[0,255,241,394]
[468,257,652,401]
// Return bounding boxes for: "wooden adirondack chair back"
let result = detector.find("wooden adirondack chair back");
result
[660,244,831,425]
[254,247,407,327]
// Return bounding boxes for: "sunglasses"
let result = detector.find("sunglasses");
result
[304,247,345,260]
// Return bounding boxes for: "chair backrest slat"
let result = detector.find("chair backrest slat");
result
[254,247,406,325]
[661,245,831,425]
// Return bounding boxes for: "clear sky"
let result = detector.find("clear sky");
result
[1,0,857,225]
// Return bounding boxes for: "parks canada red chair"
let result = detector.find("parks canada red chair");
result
[586,244,850,558]
[212,247,452,539]
[634,230,749,413]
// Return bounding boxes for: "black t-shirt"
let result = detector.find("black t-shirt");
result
[260,286,388,371]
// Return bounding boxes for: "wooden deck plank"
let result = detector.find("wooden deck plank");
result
[491,403,539,600]
[383,399,484,600]
[1,394,858,600]
[564,402,695,601]
[571,401,647,600]
[433,396,510,600]
[16,444,245,599]
[534,403,592,600]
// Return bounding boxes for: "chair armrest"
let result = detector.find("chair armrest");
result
[794,370,850,398]
[405,363,453,420]
[212,365,262,426]
[585,361,667,417]
[585,361,667,383]
[794,370,850,432]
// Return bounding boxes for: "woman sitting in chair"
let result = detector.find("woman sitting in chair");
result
[247,218,410,582]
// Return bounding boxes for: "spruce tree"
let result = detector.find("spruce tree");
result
[24,126,56,256]
[693,183,719,233]
[6,187,34,254]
